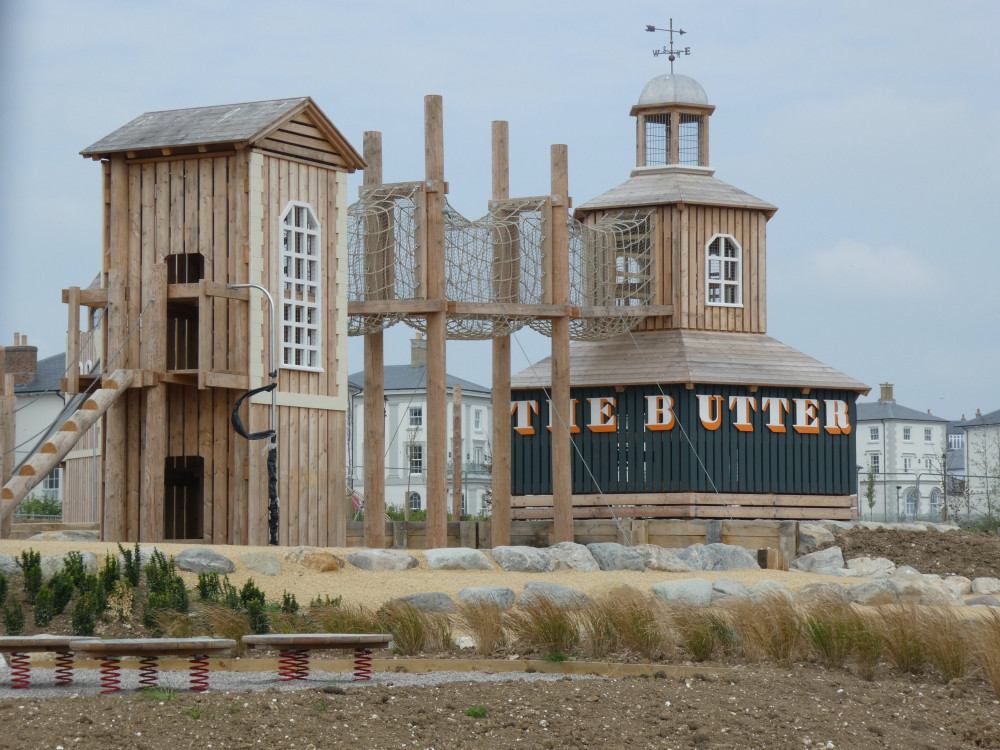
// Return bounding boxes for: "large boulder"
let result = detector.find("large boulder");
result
[711,577,751,602]
[517,582,588,608]
[116,545,165,571]
[548,542,600,572]
[424,547,493,571]
[281,547,344,573]
[846,556,896,578]
[793,582,848,605]
[0,554,18,576]
[845,580,898,605]
[967,595,1000,608]
[706,543,760,570]
[490,546,554,573]
[676,545,719,571]
[945,576,973,595]
[346,549,419,571]
[972,577,1000,596]
[586,543,645,572]
[395,592,455,613]
[650,578,713,607]
[239,551,282,577]
[634,545,692,572]
[40,551,98,581]
[750,580,792,601]
[457,586,516,610]
[27,530,100,542]
[175,547,236,574]
[790,546,846,574]
[888,572,963,606]
[798,523,836,554]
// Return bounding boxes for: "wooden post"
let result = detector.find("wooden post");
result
[140,264,167,541]
[66,287,81,395]
[452,384,462,520]
[424,95,448,551]
[550,145,573,543]
[362,131,387,549]
[0,348,14,487]
[491,121,513,546]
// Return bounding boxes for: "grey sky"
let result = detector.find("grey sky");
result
[1,0,996,419]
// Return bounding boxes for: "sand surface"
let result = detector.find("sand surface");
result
[0,539,860,609]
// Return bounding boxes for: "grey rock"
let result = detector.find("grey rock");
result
[889,573,963,606]
[895,522,933,532]
[396,592,455,613]
[27,530,100,542]
[175,547,236,574]
[893,565,921,576]
[798,523,835,554]
[116,545,165,571]
[457,586,516,610]
[750,580,792,601]
[586,543,645,572]
[548,542,600,572]
[517,582,588,608]
[41,551,98,580]
[424,547,494,571]
[490,546,554,573]
[972,577,1000,595]
[706,543,760,570]
[846,556,896,578]
[676,545,719,571]
[634,545,692,572]
[791,546,845,573]
[346,549,419,571]
[711,576,751,601]
[945,576,973,595]
[817,520,857,531]
[966,595,1000,608]
[925,523,961,532]
[793,583,848,605]
[0,554,18,576]
[845,580,898,605]
[454,636,476,649]
[650,578,713,607]
[239,551,282,577]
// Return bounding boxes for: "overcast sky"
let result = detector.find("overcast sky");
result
[1,0,996,420]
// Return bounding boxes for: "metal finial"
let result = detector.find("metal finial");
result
[645,18,691,74]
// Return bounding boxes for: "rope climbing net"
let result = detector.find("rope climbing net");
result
[531,209,655,340]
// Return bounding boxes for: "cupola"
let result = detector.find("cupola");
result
[630,73,715,170]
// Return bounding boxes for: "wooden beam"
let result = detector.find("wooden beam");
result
[66,287,81,395]
[348,299,448,315]
[491,120,512,547]
[61,287,108,307]
[452,384,462,521]
[0,370,14,487]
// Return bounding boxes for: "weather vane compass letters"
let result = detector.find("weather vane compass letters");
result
[646,19,691,73]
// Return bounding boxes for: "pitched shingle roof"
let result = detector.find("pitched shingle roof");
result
[348,365,489,395]
[856,402,948,422]
[963,408,1000,427]
[14,353,64,395]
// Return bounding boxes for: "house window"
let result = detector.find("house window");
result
[474,410,482,430]
[924,456,933,470]
[40,469,61,502]
[924,428,932,442]
[905,488,918,516]
[706,235,742,307]
[460,492,468,517]
[869,427,879,441]
[475,446,485,465]
[408,491,421,512]
[929,488,942,514]
[869,454,880,473]
[281,202,321,371]
[409,407,423,427]
[903,426,912,441]
[948,433,965,450]
[903,456,913,472]
[408,444,423,475]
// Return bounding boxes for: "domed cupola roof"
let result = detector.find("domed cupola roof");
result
[636,73,709,107]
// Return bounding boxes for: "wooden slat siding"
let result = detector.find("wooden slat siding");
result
[758,210,767,332]
[246,150,267,547]
[126,165,142,369]
[309,406,320,545]
[228,152,248,546]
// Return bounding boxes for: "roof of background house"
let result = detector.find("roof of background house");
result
[13,353,64,395]
[856,402,948,422]
[347,365,490,395]
[963,408,1000,427]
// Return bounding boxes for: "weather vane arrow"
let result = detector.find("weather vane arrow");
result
[646,19,691,73]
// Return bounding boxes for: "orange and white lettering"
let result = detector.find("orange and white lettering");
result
[728,396,757,432]
[762,397,789,433]
[510,400,538,435]
[697,395,724,431]
[793,398,820,434]
[587,397,617,433]
[824,399,852,435]
[645,395,676,431]
[546,398,580,433]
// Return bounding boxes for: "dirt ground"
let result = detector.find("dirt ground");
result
[2,527,1000,749]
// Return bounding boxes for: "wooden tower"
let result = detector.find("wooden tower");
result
[68,98,364,546]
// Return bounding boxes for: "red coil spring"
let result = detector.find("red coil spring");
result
[277,649,309,681]
[9,652,31,689]
[138,655,159,689]
[99,656,122,694]
[353,647,373,682]
[54,651,74,686]
[188,654,210,692]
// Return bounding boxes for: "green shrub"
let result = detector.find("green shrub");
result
[0,572,8,608]
[99,554,121,592]
[19,549,42,604]
[119,542,142,588]
[309,594,342,608]
[50,572,74,615]
[197,572,222,601]
[281,591,299,614]
[79,574,108,615]
[15,494,62,517]
[246,599,270,635]
[62,551,87,589]
[3,600,25,635]
[71,593,97,636]
[33,585,55,628]
[240,579,266,609]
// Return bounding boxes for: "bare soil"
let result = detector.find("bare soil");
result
[833,526,1000,580]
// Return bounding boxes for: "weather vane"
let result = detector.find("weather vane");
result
[645,19,691,74]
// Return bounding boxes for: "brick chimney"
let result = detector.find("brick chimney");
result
[410,333,427,368]
[977,408,983,418]
[878,382,895,404]
[5,332,38,386]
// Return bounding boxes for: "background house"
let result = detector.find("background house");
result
[856,382,949,521]
[348,335,493,518]
[960,407,1000,521]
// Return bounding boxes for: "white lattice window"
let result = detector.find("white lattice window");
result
[706,234,742,307]
[281,202,322,371]
[408,444,424,475]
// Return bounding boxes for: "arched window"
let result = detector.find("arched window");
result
[280,201,322,371]
[706,234,742,307]
[929,488,942,515]
[905,488,918,516]
[408,491,421,512]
